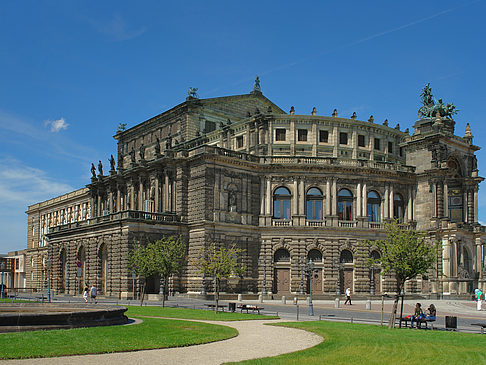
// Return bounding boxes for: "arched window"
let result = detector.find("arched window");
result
[367,191,381,222]
[370,250,381,261]
[274,248,290,262]
[273,187,291,219]
[307,249,322,262]
[340,250,353,263]
[338,189,353,221]
[306,188,323,220]
[77,246,86,293]
[393,193,404,222]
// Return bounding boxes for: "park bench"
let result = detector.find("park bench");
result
[204,303,226,311]
[471,323,486,334]
[237,304,264,314]
[399,316,435,329]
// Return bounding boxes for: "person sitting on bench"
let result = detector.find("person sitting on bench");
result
[410,303,424,328]
[425,304,436,321]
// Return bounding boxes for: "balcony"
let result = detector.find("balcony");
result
[272,219,292,227]
[48,210,180,233]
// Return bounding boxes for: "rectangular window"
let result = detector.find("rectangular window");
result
[236,135,244,148]
[297,129,308,141]
[358,135,365,147]
[374,138,380,150]
[204,121,216,133]
[275,129,286,141]
[400,147,403,157]
[340,132,348,145]
[388,142,393,154]
[319,130,329,143]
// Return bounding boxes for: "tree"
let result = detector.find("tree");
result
[129,235,186,307]
[194,243,246,312]
[363,220,437,328]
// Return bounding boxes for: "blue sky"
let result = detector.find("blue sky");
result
[0,1,485,253]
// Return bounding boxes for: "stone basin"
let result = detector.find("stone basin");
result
[0,303,128,332]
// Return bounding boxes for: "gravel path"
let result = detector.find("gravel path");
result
[1,319,322,365]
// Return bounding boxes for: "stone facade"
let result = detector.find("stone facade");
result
[25,83,486,298]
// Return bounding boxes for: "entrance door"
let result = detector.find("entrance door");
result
[342,268,353,293]
[274,268,290,293]
[311,269,322,294]
[373,269,381,294]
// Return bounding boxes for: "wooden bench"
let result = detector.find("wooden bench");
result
[471,323,486,334]
[237,304,264,314]
[204,303,226,311]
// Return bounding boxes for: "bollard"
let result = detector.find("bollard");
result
[259,294,263,303]
[366,300,371,310]
[282,295,286,304]
[237,294,242,302]
[335,297,340,308]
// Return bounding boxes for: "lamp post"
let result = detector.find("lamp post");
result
[299,256,305,295]
[370,265,375,296]
[46,257,52,303]
[0,261,5,300]
[333,258,342,295]
[306,259,316,316]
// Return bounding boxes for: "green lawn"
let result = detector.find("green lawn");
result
[0,316,236,359]
[231,321,486,365]
[125,305,279,321]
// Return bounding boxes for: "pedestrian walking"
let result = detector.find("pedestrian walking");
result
[83,285,89,303]
[90,285,97,304]
[344,287,352,305]
[475,288,483,311]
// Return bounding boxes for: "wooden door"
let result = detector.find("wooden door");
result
[343,268,353,293]
[311,269,323,294]
[274,268,290,293]
[373,269,381,294]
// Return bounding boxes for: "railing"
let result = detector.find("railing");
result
[49,210,180,233]
[369,222,383,229]
[272,219,292,227]
[306,220,326,227]
[338,220,358,228]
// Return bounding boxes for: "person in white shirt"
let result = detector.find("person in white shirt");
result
[344,287,352,305]
[90,285,97,304]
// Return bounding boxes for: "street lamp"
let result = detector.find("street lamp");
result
[332,258,343,296]
[0,261,5,300]
[305,259,316,316]
[299,256,305,295]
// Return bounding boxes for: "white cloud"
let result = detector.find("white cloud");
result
[0,157,73,206]
[90,13,147,41]
[44,118,69,132]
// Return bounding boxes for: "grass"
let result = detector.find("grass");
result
[0,316,237,359]
[125,305,279,321]
[230,321,486,365]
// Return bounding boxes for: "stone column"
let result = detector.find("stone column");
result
[331,178,337,216]
[474,185,479,223]
[130,183,135,210]
[475,237,482,275]
[108,191,113,213]
[260,176,265,216]
[299,178,305,219]
[389,185,394,219]
[154,176,160,213]
[325,178,331,216]
[467,188,474,223]
[266,178,271,216]
[246,124,251,153]
[164,172,169,212]
[356,182,362,218]
[332,126,338,158]
[116,186,121,212]
[443,182,449,219]
[436,181,444,218]
[290,120,295,155]
[407,187,413,222]
[384,184,389,218]
[362,183,367,217]
[138,179,144,211]
[442,237,451,283]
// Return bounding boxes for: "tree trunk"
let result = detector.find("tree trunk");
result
[162,276,167,308]
[215,277,219,313]
[388,280,403,329]
[140,281,146,307]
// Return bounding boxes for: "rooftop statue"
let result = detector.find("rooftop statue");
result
[109,155,116,171]
[417,83,458,120]
[187,87,199,99]
[252,76,261,93]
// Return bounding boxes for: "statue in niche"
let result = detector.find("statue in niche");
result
[165,135,172,150]
[228,190,237,212]
[117,152,123,168]
[98,160,103,176]
[130,147,136,163]
[90,163,96,178]
[109,155,116,171]
[155,137,161,155]
[139,143,145,160]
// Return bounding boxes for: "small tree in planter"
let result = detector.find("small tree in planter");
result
[363,220,438,328]
[129,235,186,307]
[194,243,246,312]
